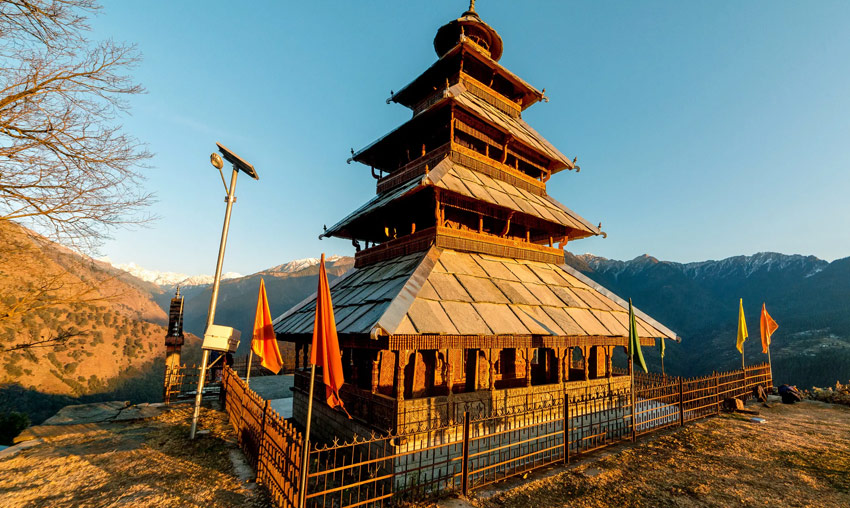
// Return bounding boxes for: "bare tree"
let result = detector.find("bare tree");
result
[0,0,152,250]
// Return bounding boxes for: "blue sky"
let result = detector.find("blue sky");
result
[91,1,850,276]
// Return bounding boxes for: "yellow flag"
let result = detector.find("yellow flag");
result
[736,298,748,354]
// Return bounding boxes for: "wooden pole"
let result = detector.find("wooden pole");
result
[461,411,470,496]
[630,356,636,441]
[299,364,317,508]
[767,346,773,387]
[661,354,665,379]
[246,350,254,387]
[563,393,570,465]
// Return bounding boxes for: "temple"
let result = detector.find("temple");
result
[274,3,677,440]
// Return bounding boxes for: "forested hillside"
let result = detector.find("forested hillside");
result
[566,252,850,388]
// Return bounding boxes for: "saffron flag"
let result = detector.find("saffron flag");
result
[659,337,665,359]
[736,298,748,354]
[252,278,283,374]
[628,299,648,373]
[311,253,349,416]
[760,303,779,354]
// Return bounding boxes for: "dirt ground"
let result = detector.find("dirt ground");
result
[0,403,269,508]
[472,399,850,508]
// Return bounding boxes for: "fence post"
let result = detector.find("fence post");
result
[257,399,269,482]
[714,371,720,415]
[678,377,684,427]
[563,394,570,465]
[630,382,637,442]
[461,411,470,496]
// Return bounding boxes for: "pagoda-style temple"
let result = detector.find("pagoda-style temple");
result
[274,3,677,441]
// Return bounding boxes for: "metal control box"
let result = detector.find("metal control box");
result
[201,324,241,353]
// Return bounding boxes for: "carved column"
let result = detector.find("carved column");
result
[555,348,563,383]
[302,342,309,369]
[396,350,409,401]
[583,347,589,382]
[445,349,454,394]
[488,349,495,391]
[523,348,531,387]
[470,349,479,391]
[371,351,381,394]
[294,343,301,370]
[606,346,613,378]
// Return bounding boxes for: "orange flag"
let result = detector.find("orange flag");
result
[311,253,349,416]
[760,303,779,354]
[252,278,283,374]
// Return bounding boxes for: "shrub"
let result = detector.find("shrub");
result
[0,412,30,446]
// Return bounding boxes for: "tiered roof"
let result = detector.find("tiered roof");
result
[274,247,676,342]
[275,4,679,346]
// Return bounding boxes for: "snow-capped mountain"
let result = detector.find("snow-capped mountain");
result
[574,252,827,281]
[266,255,344,274]
[109,261,242,287]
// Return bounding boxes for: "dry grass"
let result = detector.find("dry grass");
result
[0,403,270,508]
[474,400,850,508]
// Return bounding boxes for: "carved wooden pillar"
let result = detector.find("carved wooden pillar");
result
[445,349,454,394]
[294,343,301,370]
[583,347,589,381]
[488,349,495,391]
[396,350,408,401]
[371,351,381,394]
[470,349,479,391]
[523,348,531,387]
[555,348,563,384]
[606,346,613,378]
[302,342,309,369]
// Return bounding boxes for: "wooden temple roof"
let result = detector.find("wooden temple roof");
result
[390,41,543,112]
[273,247,678,342]
[353,83,575,173]
[323,157,601,240]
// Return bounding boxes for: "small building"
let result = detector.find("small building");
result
[274,4,677,442]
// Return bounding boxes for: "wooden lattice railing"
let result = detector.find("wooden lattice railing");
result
[219,362,772,508]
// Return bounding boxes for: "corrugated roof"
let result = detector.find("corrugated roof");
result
[274,247,678,341]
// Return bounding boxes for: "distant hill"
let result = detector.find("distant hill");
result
[0,222,201,424]
[565,252,850,388]
[158,256,353,356]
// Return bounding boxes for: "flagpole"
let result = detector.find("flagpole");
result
[629,354,636,442]
[767,345,773,386]
[246,350,253,387]
[299,362,317,508]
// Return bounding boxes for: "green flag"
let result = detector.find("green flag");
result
[629,298,648,373]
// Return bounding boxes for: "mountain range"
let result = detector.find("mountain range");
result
[564,251,850,387]
[113,248,848,389]
[3,218,847,427]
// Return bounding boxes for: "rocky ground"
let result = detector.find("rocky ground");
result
[449,398,850,508]
[0,401,268,508]
[2,396,849,508]
[805,381,850,406]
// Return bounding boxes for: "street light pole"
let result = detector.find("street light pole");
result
[190,166,239,439]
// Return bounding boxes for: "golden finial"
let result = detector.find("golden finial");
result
[469,0,475,12]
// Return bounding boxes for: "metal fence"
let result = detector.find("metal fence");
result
[164,356,293,404]
[219,362,772,508]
